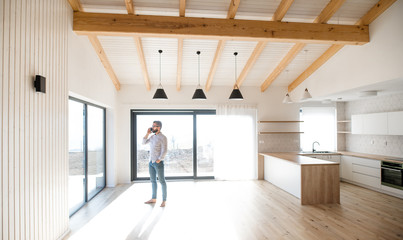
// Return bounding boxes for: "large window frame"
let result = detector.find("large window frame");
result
[69,97,106,216]
[130,109,216,181]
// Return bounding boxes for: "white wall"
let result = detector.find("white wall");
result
[116,84,301,183]
[0,0,70,239]
[292,0,403,99]
[68,25,119,187]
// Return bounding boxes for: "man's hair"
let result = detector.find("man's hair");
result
[153,120,162,129]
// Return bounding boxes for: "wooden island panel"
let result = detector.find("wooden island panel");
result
[301,164,340,205]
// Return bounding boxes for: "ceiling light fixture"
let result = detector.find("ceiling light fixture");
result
[229,52,243,100]
[359,90,377,97]
[301,88,312,100]
[192,51,207,100]
[153,50,168,100]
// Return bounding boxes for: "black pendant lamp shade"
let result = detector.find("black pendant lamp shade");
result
[153,49,168,100]
[192,51,207,100]
[229,52,243,100]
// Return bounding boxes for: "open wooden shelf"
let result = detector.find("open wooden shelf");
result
[258,121,304,123]
[259,132,304,134]
[337,131,351,134]
[337,120,351,123]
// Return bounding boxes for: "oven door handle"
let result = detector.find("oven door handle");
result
[382,167,402,172]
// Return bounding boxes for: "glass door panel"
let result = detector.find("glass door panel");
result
[68,100,85,215]
[87,105,105,200]
[136,115,193,178]
[196,115,215,176]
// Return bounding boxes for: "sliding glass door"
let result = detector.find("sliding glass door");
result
[131,110,215,180]
[69,98,106,216]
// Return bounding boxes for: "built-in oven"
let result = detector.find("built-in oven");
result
[381,161,403,190]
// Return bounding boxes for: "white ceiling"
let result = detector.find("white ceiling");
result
[79,0,390,95]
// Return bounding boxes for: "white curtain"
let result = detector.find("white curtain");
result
[214,104,258,180]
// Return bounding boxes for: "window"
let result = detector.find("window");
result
[300,107,336,152]
[131,110,215,180]
[68,98,106,216]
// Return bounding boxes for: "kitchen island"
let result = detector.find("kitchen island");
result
[259,153,340,205]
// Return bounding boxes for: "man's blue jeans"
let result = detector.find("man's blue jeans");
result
[149,161,167,201]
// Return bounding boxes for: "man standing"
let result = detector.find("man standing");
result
[143,120,168,207]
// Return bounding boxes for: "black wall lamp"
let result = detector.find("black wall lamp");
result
[34,75,46,93]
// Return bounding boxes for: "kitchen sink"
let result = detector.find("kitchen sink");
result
[301,151,334,154]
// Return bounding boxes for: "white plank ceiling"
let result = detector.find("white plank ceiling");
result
[78,0,384,90]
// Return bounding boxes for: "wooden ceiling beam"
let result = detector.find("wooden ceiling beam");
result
[125,0,134,14]
[236,0,294,88]
[73,12,369,45]
[134,37,151,91]
[179,0,186,17]
[68,0,121,90]
[124,0,152,91]
[287,0,396,93]
[272,0,294,21]
[205,0,240,92]
[88,35,121,90]
[67,0,83,12]
[261,0,346,92]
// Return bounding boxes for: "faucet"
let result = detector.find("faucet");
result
[312,141,320,152]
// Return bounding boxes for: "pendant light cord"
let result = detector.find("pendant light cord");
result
[234,52,238,89]
[198,51,201,87]
[159,49,162,87]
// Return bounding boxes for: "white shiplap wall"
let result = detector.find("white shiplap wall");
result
[1,0,70,239]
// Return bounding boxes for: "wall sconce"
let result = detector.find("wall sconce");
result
[34,75,46,93]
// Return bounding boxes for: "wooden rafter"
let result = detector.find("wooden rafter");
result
[67,0,83,12]
[272,0,294,21]
[177,39,183,91]
[205,0,240,91]
[227,0,241,19]
[125,0,134,14]
[179,0,186,17]
[236,0,293,88]
[260,0,346,92]
[134,37,151,91]
[73,12,369,45]
[88,35,121,90]
[67,0,121,90]
[124,1,151,91]
[287,0,396,93]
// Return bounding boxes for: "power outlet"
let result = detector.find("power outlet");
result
[384,140,388,146]
[370,140,375,144]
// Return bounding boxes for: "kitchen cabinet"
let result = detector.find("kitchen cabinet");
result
[341,155,381,189]
[351,115,363,134]
[388,111,403,135]
[351,111,403,135]
[341,156,353,181]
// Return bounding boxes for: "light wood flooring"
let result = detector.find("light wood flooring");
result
[65,180,403,240]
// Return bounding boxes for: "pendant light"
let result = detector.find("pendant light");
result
[300,49,312,101]
[153,49,168,100]
[282,70,293,104]
[192,51,207,100]
[301,88,312,100]
[229,52,243,100]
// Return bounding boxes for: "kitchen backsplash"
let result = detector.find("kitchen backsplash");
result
[258,134,300,152]
[344,92,403,158]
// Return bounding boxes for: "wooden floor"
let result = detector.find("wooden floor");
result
[65,180,403,240]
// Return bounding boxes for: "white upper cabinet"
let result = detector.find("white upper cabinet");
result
[363,112,388,135]
[351,114,363,134]
[388,111,403,135]
[352,111,402,135]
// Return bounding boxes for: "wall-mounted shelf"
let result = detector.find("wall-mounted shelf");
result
[337,120,351,134]
[259,132,304,134]
[258,121,304,123]
[337,120,351,123]
[337,131,351,134]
